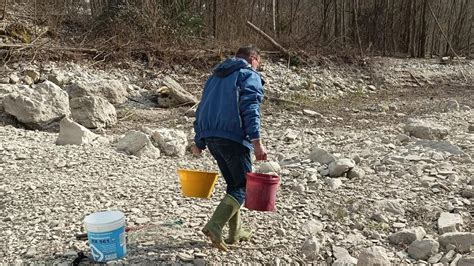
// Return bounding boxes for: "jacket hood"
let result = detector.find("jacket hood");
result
[213,57,250,77]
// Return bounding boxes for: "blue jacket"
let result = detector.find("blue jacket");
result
[194,57,265,150]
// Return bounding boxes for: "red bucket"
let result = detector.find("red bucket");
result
[245,172,280,211]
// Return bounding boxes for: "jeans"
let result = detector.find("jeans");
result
[205,137,252,205]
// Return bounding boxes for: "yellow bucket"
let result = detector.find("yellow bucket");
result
[177,169,219,198]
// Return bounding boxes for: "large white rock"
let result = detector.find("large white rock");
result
[56,118,100,145]
[66,80,128,104]
[302,219,324,235]
[116,130,160,159]
[438,212,463,234]
[438,232,474,253]
[309,147,335,165]
[3,81,70,129]
[332,246,357,265]
[70,96,117,129]
[151,128,187,156]
[404,119,449,140]
[329,158,356,177]
[301,236,320,260]
[155,76,197,108]
[356,246,390,266]
[407,239,439,261]
[388,227,426,245]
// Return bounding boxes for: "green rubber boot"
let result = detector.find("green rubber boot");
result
[202,194,240,251]
[226,208,252,244]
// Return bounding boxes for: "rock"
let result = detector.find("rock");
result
[302,219,324,235]
[333,255,358,266]
[283,129,299,142]
[177,252,194,262]
[396,134,411,143]
[371,212,389,223]
[151,128,188,156]
[23,76,34,85]
[48,73,68,87]
[303,109,324,118]
[25,247,37,257]
[461,189,474,199]
[347,167,365,179]
[24,69,40,83]
[155,76,197,108]
[438,212,463,234]
[468,124,474,133]
[356,246,390,266]
[388,227,426,245]
[3,81,70,129]
[457,256,474,266]
[302,236,320,260]
[444,100,460,112]
[451,254,463,266]
[440,250,456,263]
[116,130,160,159]
[407,239,439,260]
[309,148,335,165]
[329,159,355,177]
[404,119,449,140]
[326,178,343,190]
[413,140,463,155]
[367,85,377,91]
[9,73,20,84]
[66,80,129,104]
[70,96,117,129]
[135,217,150,224]
[56,118,101,145]
[258,161,281,174]
[375,199,405,216]
[438,232,474,253]
[428,253,443,264]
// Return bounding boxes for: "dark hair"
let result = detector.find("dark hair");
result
[235,45,260,63]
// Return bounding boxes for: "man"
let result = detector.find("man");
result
[192,45,267,251]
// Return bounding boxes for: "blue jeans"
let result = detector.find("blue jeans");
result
[205,137,252,205]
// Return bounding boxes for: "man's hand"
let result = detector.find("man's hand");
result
[252,139,267,161]
[191,145,203,156]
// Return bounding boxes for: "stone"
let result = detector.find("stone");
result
[375,199,405,215]
[440,250,456,263]
[151,128,188,156]
[347,167,365,179]
[9,73,20,84]
[438,212,463,234]
[367,85,377,91]
[413,140,463,155]
[326,178,343,190]
[303,109,324,118]
[66,80,129,104]
[329,159,356,177]
[404,119,449,140]
[457,256,474,266]
[388,227,426,245]
[302,236,320,260]
[469,124,474,133]
[444,100,460,112]
[333,255,358,266]
[177,252,194,262]
[56,118,100,145]
[450,254,463,266]
[116,130,160,159]
[48,73,68,87]
[408,239,439,260]
[283,129,299,142]
[428,253,443,264]
[309,148,335,165]
[396,134,411,143]
[24,69,40,83]
[25,247,37,257]
[438,232,474,253]
[356,246,390,266]
[70,96,117,129]
[3,81,70,129]
[23,76,34,85]
[258,161,281,174]
[461,189,474,199]
[135,217,150,224]
[302,219,324,235]
[155,76,197,108]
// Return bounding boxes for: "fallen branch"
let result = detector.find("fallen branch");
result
[246,21,305,64]
[407,71,422,87]
[0,43,98,54]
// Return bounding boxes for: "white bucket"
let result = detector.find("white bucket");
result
[84,211,126,262]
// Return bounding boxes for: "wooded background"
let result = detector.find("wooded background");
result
[9,0,474,57]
